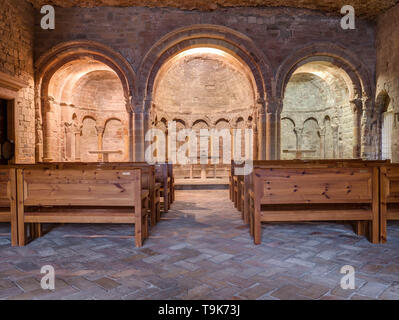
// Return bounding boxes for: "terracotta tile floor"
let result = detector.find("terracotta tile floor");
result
[0,190,398,300]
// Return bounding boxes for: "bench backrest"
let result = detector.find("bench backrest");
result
[37,162,154,191]
[381,165,399,203]
[18,166,141,207]
[155,164,168,185]
[0,168,13,207]
[253,166,375,205]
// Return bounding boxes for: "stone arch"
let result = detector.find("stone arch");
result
[192,119,209,129]
[36,41,136,109]
[103,118,127,162]
[275,42,373,107]
[215,118,230,127]
[80,117,98,162]
[173,119,186,128]
[275,43,373,159]
[280,117,297,160]
[138,24,273,112]
[376,90,393,160]
[35,41,136,162]
[302,118,321,159]
[80,114,97,126]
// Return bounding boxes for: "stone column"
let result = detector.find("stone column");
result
[143,110,151,162]
[295,127,303,158]
[266,98,282,160]
[350,99,363,159]
[128,112,134,162]
[362,97,374,159]
[95,125,105,162]
[320,128,326,159]
[73,123,81,162]
[252,118,258,161]
[132,111,145,162]
[42,97,58,162]
[64,122,72,161]
[332,125,339,158]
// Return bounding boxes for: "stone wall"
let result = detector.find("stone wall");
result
[34,6,376,81]
[377,4,399,162]
[32,5,376,161]
[0,0,35,163]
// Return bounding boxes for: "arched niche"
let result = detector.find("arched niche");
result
[280,60,356,160]
[35,41,135,162]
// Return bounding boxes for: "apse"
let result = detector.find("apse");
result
[151,47,256,180]
[44,58,129,162]
[281,61,353,160]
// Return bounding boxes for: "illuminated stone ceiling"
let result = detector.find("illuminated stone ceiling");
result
[27,0,399,19]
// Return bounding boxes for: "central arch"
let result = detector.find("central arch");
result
[137,25,273,163]
[151,47,258,180]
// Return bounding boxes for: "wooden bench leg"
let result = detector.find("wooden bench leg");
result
[17,170,25,246]
[380,170,388,244]
[10,218,18,247]
[369,167,380,244]
[380,203,387,244]
[243,195,249,225]
[163,190,169,213]
[254,205,261,245]
[143,197,149,240]
[150,194,157,227]
[135,202,143,247]
[353,221,366,236]
[156,200,161,222]
[30,223,42,239]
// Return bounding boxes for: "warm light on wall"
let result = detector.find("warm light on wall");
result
[176,47,229,59]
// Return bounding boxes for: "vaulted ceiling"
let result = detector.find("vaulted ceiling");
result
[27,0,399,19]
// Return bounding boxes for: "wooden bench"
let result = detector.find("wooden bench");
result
[156,164,171,213]
[39,162,161,227]
[0,167,17,246]
[16,165,149,247]
[248,161,381,245]
[380,164,399,243]
[230,162,246,221]
[229,161,234,201]
[168,164,175,204]
[109,163,161,226]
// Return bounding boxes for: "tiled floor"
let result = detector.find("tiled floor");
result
[0,190,398,300]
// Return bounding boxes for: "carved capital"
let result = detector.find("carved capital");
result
[64,122,73,134]
[95,126,105,135]
[266,97,282,114]
[350,98,363,114]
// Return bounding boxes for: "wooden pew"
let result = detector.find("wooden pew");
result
[231,162,245,219]
[248,160,381,245]
[156,164,170,213]
[244,160,389,233]
[109,163,161,226]
[16,164,149,247]
[229,161,234,201]
[168,164,175,204]
[380,164,399,243]
[39,162,161,227]
[0,167,17,246]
